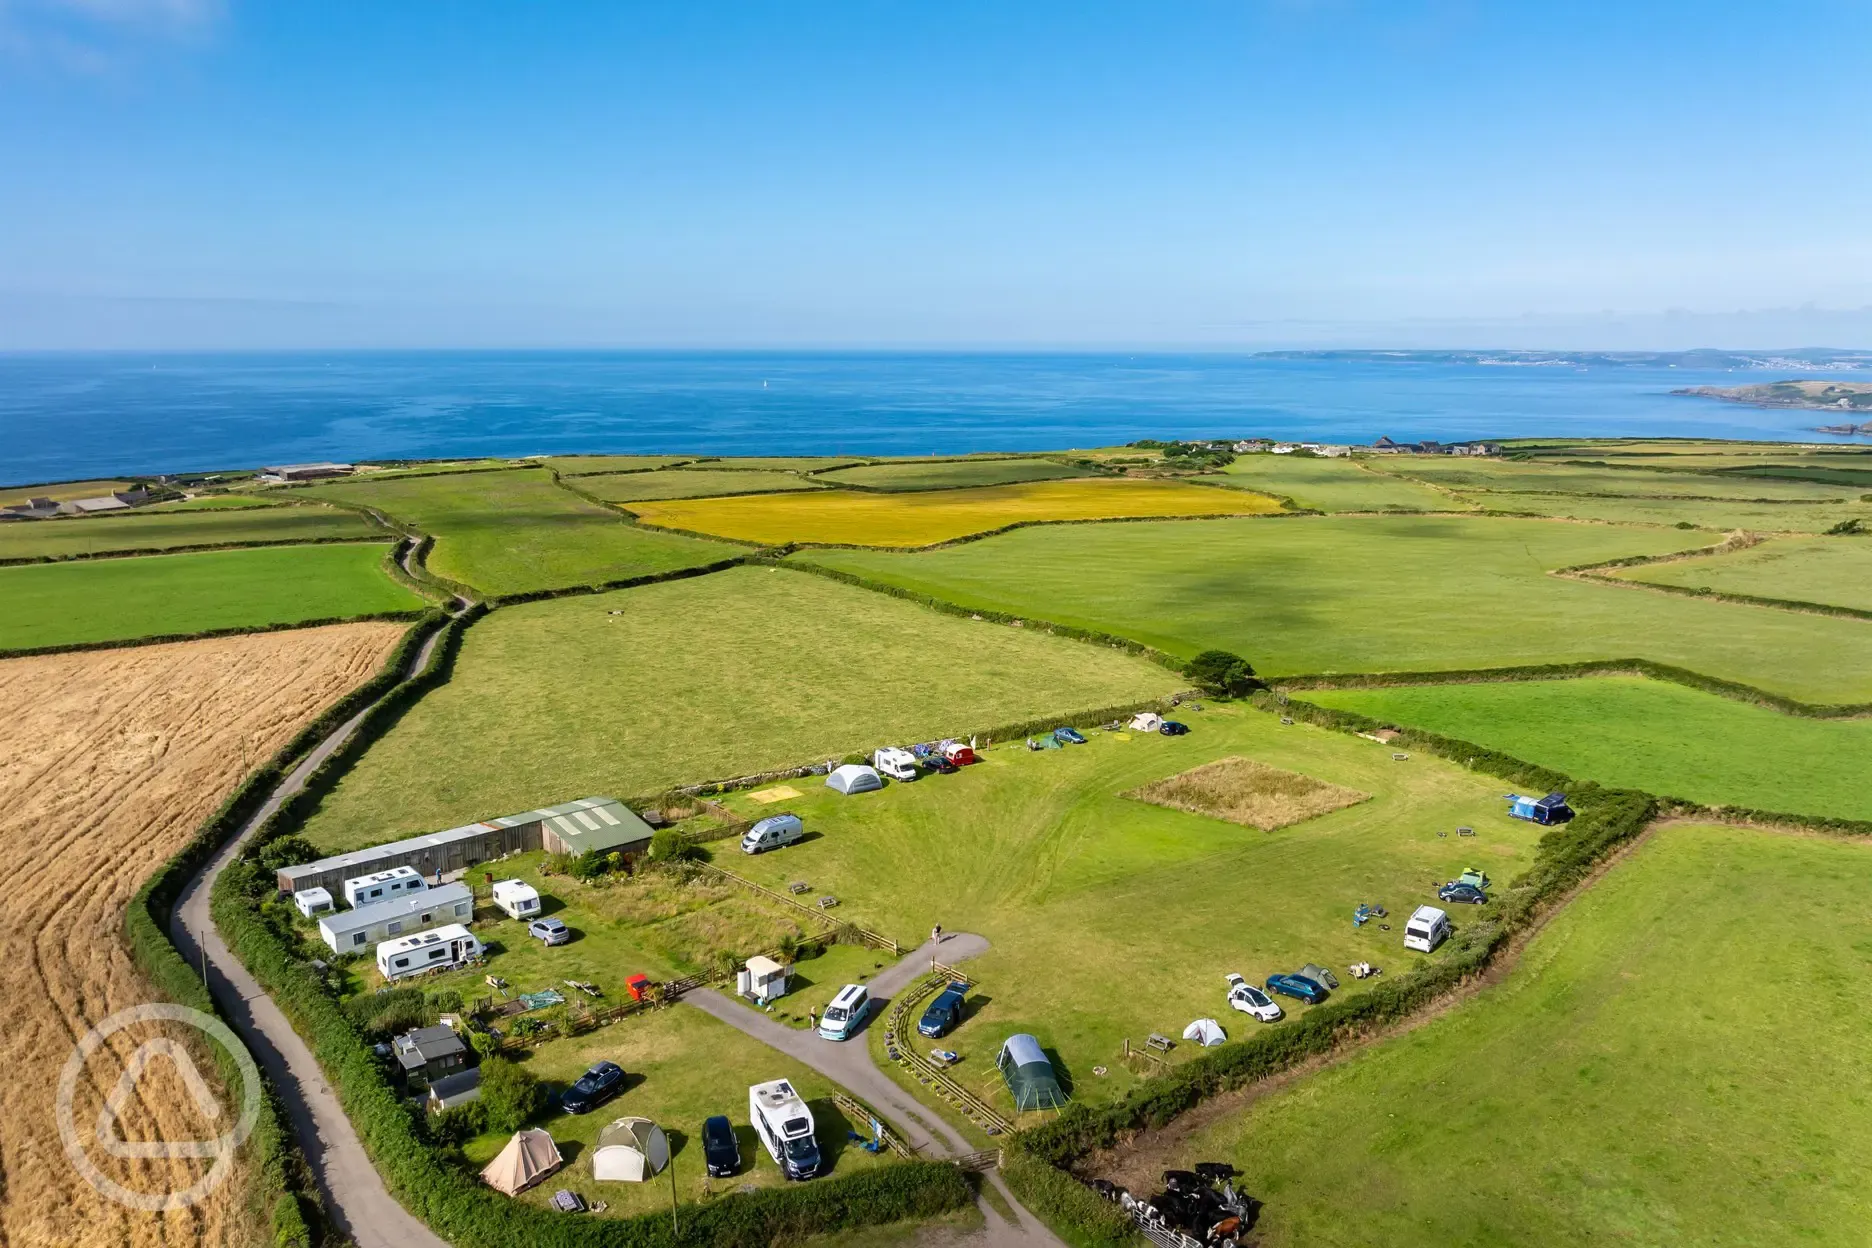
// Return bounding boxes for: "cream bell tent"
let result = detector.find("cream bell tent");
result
[481,1128,563,1196]
[592,1116,670,1182]
[1129,712,1164,733]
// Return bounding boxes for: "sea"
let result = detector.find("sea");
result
[3,350,1868,485]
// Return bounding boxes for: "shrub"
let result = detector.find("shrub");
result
[1185,649,1259,697]
[428,1101,488,1147]
[648,828,693,864]
[566,848,613,881]
[257,835,322,873]
[425,989,465,1014]
[479,1057,545,1133]
[1001,1153,1137,1248]
[344,987,429,1038]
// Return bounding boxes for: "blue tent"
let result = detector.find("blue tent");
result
[1507,792,1572,825]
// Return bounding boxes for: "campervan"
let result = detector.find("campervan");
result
[1404,905,1450,953]
[749,1079,821,1180]
[872,746,919,781]
[741,814,804,854]
[817,984,870,1041]
[490,879,542,919]
[376,924,483,981]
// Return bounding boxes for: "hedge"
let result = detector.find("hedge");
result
[0,608,431,663]
[1000,1154,1138,1248]
[0,533,399,568]
[485,556,749,608]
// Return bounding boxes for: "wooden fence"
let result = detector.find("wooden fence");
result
[832,1092,915,1159]
[881,971,1013,1137]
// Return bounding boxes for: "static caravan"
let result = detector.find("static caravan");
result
[749,1079,821,1180]
[292,887,335,919]
[343,865,428,909]
[319,882,474,954]
[376,924,483,982]
[490,879,541,920]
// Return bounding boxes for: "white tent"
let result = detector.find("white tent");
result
[1183,1017,1227,1047]
[1129,712,1163,733]
[825,764,882,795]
[481,1128,563,1196]
[592,1116,670,1182]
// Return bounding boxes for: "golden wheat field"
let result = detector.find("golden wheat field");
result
[0,621,404,1248]
[625,476,1284,546]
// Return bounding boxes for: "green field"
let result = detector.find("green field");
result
[304,468,735,595]
[0,478,134,505]
[1459,490,1871,532]
[142,494,286,511]
[709,703,1545,1115]
[1181,824,1872,1246]
[1214,456,1459,512]
[544,455,698,475]
[815,458,1093,491]
[1379,457,1853,501]
[0,503,381,560]
[0,542,423,649]
[1613,535,1872,611]
[1305,676,1872,820]
[297,565,1183,851]
[578,468,824,502]
[793,515,1872,702]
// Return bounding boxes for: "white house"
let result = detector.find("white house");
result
[377,924,483,982]
[343,865,428,909]
[321,882,474,954]
[490,879,542,920]
[293,886,335,918]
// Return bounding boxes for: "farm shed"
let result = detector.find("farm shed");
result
[490,879,541,919]
[376,924,482,982]
[826,764,883,795]
[482,1129,563,1196]
[592,1117,669,1182]
[996,1034,1068,1112]
[319,882,473,953]
[394,1023,469,1084]
[263,462,355,481]
[427,1068,482,1112]
[292,886,334,918]
[342,865,427,908]
[277,796,650,895]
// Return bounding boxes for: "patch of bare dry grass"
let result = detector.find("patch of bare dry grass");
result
[1125,756,1369,831]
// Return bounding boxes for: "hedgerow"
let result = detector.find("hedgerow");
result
[0,608,429,663]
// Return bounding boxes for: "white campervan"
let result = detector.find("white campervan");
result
[741,814,804,854]
[749,1078,821,1180]
[490,879,541,919]
[376,924,483,981]
[872,746,919,781]
[818,984,870,1041]
[1404,905,1450,953]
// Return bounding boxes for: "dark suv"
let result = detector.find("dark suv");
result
[560,1060,625,1114]
[917,982,969,1038]
[701,1114,741,1177]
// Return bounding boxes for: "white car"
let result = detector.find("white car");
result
[1224,973,1283,1022]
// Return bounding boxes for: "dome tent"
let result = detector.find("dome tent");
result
[825,764,882,795]
[996,1033,1068,1113]
[480,1128,563,1196]
[592,1116,670,1182]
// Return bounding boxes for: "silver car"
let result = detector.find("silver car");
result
[528,917,571,946]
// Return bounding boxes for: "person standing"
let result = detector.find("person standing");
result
[931,923,943,945]
[808,1006,817,1031]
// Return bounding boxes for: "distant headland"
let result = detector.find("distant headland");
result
[1672,379,1872,434]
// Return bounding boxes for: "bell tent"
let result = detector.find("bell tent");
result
[592,1116,670,1182]
[481,1128,564,1196]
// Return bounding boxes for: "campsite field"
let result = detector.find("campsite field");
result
[296,565,1184,853]
[1304,676,1872,820]
[628,478,1283,547]
[1214,456,1458,512]
[716,703,1545,1115]
[0,542,423,650]
[1610,535,1872,612]
[793,515,1872,703]
[0,502,382,561]
[303,468,735,595]
[814,457,1094,492]
[0,621,405,1248]
[575,467,824,502]
[1170,824,1872,1246]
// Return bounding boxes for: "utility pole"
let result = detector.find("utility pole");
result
[668,1145,679,1234]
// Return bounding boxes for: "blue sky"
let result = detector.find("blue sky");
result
[2,1,1869,349]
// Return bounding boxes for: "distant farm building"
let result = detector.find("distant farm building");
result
[276,797,653,895]
[263,462,355,482]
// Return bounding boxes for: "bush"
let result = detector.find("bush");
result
[648,828,693,864]
[1001,1153,1137,1248]
[256,835,322,873]
[1185,649,1259,697]
[426,989,465,1014]
[429,1100,489,1147]
[479,1057,545,1133]
[344,987,429,1038]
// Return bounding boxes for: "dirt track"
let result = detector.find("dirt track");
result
[0,623,405,1248]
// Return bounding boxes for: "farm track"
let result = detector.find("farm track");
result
[0,622,405,1248]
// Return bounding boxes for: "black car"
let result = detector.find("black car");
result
[917,982,969,1038]
[1438,882,1488,906]
[560,1060,625,1114]
[1160,720,1191,736]
[924,755,960,775]
[701,1114,741,1177]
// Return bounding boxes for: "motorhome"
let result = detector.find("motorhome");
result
[490,879,542,919]
[748,1079,821,1180]
[871,746,919,781]
[741,813,803,854]
[1404,905,1450,953]
[817,984,870,1041]
[376,924,483,981]
[343,865,428,909]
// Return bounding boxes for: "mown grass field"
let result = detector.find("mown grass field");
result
[1305,676,1872,820]
[1214,456,1459,512]
[304,468,735,595]
[577,468,823,502]
[1461,490,1871,532]
[1179,824,1872,1246]
[142,494,285,511]
[1379,457,1853,500]
[814,458,1093,492]
[631,478,1283,547]
[714,703,1545,1115]
[298,565,1183,851]
[794,515,1872,702]
[0,503,381,560]
[1613,535,1872,611]
[0,543,423,650]
[544,455,697,475]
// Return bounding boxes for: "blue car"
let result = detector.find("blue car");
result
[917,982,969,1038]
[1053,726,1087,745]
[1265,973,1329,1005]
[1160,721,1191,736]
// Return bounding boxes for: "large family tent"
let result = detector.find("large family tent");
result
[481,1128,564,1196]
[996,1034,1068,1112]
[1129,712,1164,733]
[592,1116,670,1182]
[825,764,883,796]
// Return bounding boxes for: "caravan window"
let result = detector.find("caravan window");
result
[387,920,403,934]
[782,1116,811,1138]
[428,948,446,961]
[393,957,410,969]
[352,933,367,947]
[454,902,470,917]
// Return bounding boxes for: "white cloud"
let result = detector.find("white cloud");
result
[0,0,221,70]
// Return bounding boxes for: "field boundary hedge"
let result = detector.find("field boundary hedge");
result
[0,607,431,663]
[1551,541,1872,624]
[0,530,397,568]
[482,554,750,607]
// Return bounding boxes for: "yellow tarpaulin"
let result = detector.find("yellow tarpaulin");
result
[749,785,802,804]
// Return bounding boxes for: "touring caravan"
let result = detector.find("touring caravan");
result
[749,1079,821,1180]
[1404,905,1450,953]
[377,924,483,981]
[490,879,541,919]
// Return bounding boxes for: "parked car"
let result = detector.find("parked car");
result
[1224,973,1283,1022]
[560,1061,625,1114]
[1052,726,1087,745]
[1265,973,1329,1005]
[701,1114,742,1177]
[742,813,804,854]
[1438,882,1488,906]
[528,917,571,946]
[923,755,960,775]
[1160,720,1191,736]
[917,982,969,1038]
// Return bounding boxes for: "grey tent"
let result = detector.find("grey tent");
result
[996,1034,1068,1112]
[592,1116,670,1182]
[825,764,882,796]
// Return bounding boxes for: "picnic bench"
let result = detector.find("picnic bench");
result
[817,895,839,909]
[1145,1033,1174,1054]
[788,881,811,894]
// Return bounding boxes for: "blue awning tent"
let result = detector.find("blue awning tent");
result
[996,1034,1068,1112]
[1507,792,1572,825]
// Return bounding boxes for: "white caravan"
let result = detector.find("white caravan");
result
[490,879,542,919]
[376,924,483,982]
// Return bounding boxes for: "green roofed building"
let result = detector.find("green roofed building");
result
[530,796,656,857]
[997,1034,1068,1112]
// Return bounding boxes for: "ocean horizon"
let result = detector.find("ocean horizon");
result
[3,349,1868,485]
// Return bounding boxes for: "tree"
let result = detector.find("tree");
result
[479,1057,545,1133]
[257,836,321,873]
[1185,649,1259,697]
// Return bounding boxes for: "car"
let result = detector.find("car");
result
[1265,973,1329,1005]
[1224,973,1283,1022]
[528,917,571,946]
[560,1060,625,1114]
[701,1114,742,1177]
[917,982,969,1038]
[923,755,960,775]
[741,813,804,854]
[1052,726,1087,745]
[1438,882,1488,905]
[1160,720,1190,736]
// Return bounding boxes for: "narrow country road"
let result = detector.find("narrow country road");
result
[168,624,453,1248]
